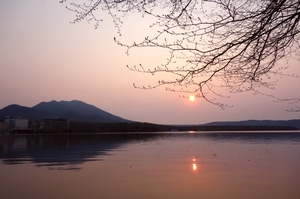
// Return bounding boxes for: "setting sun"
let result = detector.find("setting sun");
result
[189,95,195,101]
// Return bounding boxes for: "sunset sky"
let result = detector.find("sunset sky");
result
[0,0,299,124]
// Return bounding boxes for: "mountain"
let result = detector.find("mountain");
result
[202,119,300,130]
[1,101,298,128]
[0,100,130,123]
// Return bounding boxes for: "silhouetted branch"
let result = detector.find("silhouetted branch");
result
[61,0,300,108]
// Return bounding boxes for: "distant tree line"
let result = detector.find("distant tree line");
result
[68,122,298,133]
[69,122,169,133]
[5,122,297,134]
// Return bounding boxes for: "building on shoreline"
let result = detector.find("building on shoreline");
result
[44,118,70,132]
[4,116,28,131]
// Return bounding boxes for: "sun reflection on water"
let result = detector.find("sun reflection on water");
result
[193,163,197,171]
[192,157,198,171]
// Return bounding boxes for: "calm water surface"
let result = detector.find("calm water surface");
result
[0,132,300,199]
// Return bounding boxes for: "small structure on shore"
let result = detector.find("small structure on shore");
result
[5,116,29,130]
[1,116,29,133]
[44,118,70,132]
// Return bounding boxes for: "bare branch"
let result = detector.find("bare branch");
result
[62,0,300,108]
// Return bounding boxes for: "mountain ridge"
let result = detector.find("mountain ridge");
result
[202,119,300,130]
[0,100,130,123]
[0,100,298,129]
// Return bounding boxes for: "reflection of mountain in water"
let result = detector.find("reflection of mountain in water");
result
[1,132,299,170]
[0,133,161,170]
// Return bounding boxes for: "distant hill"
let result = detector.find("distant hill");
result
[0,104,48,122]
[0,100,130,123]
[202,119,300,130]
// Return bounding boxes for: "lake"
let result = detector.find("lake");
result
[0,131,300,199]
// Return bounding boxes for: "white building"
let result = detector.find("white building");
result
[5,117,28,130]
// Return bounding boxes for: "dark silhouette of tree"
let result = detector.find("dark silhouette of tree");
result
[60,0,300,110]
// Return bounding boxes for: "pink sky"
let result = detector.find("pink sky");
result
[0,0,299,124]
